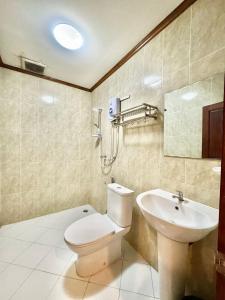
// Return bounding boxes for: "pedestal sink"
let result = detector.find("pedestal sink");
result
[136,189,219,300]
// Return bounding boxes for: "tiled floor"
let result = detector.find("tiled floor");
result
[0,205,160,300]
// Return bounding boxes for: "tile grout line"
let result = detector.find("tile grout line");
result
[188,4,192,84]
[10,241,33,265]
[83,256,125,299]
[119,286,156,299]
[82,280,90,299]
[36,78,41,217]
[0,230,74,274]
[19,73,22,223]
[8,264,33,300]
[119,255,125,290]
[190,45,225,67]
[149,266,157,299]
[0,259,85,283]
[0,232,69,250]
[30,243,54,270]
[117,255,126,300]
[45,274,61,300]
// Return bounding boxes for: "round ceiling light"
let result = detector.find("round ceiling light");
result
[53,24,83,50]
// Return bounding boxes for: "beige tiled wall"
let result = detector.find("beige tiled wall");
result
[0,69,92,224]
[90,0,225,298]
[0,0,224,298]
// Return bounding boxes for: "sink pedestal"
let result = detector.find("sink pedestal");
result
[157,233,189,300]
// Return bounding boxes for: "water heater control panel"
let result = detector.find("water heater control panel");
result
[108,97,121,120]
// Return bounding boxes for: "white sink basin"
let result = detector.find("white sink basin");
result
[136,189,219,243]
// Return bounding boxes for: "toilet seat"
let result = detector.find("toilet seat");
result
[64,213,115,247]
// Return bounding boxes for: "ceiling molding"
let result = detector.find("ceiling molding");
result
[0,0,196,93]
[90,0,197,92]
[0,56,91,92]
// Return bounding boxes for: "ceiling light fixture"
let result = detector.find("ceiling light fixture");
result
[53,24,83,50]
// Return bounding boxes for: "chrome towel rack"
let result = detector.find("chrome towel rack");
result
[112,103,158,127]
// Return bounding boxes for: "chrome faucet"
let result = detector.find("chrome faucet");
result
[172,191,184,203]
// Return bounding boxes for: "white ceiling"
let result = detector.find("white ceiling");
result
[0,0,183,89]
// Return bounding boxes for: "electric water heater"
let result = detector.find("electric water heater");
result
[108,97,121,120]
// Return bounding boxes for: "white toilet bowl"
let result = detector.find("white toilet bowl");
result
[64,183,134,277]
[64,212,129,277]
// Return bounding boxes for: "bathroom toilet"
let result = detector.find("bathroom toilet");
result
[64,183,134,277]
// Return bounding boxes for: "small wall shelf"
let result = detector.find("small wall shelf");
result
[112,103,158,127]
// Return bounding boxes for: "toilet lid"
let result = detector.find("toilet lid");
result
[64,213,115,246]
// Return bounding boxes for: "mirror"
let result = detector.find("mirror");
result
[164,73,224,159]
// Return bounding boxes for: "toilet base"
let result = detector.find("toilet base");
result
[76,238,121,277]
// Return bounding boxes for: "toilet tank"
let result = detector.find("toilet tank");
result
[107,183,134,227]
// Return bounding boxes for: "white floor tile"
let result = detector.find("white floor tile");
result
[0,261,9,273]
[84,282,119,300]
[35,215,63,229]
[89,259,123,288]
[0,264,32,300]
[35,206,95,230]
[40,214,74,231]
[11,270,58,300]
[120,262,154,297]
[14,218,40,226]
[47,277,88,300]
[37,247,73,275]
[0,237,31,262]
[35,213,74,230]
[56,208,95,230]
[119,290,155,300]
[37,228,67,248]
[0,223,30,238]
[151,267,160,298]
[17,226,47,242]
[0,210,159,300]
[13,243,51,268]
